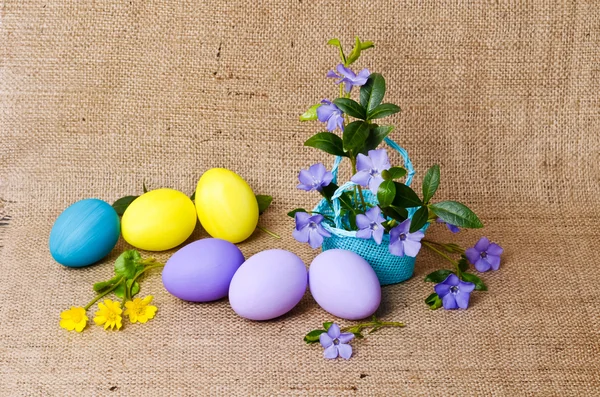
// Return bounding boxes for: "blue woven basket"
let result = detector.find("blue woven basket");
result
[314,137,427,286]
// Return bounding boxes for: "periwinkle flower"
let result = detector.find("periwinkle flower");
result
[436,218,460,233]
[356,206,386,245]
[350,149,391,193]
[465,237,503,272]
[327,64,371,93]
[319,323,354,360]
[434,274,475,310]
[292,212,331,249]
[297,163,333,192]
[317,99,344,132]
[388,219,424,257]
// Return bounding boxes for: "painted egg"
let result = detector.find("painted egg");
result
[162,238,245,302]
[49,198,120,268]
[121,188,196,251]
[309,249,381,320]
[195,168,258,244]
[229,249,307,321]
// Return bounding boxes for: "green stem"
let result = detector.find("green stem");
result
[422,241,463,278]
[423,239,465,255]
[341,320,405,333]
[357,186,367,210]
[125,263,165,303]
[84,277,124,311]
[257,225,281,239]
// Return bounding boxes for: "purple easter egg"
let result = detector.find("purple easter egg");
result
[309,249,381,320]
[162,238,244,302]
[229,249,307,321]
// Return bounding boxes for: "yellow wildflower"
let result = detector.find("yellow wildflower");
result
[124,296,157,324]
[93,299,123,330]
[59,306,88,332]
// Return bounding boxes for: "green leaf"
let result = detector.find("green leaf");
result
[304,132,347,157]
[367,103,400,120]
[425,293,443,310]
[299,103,321,121]
[190,191,195,201]
[377,180,396,208]
[255,195,273,215]
[461,272,488,291]
[382,167,407,181]
[287,208,307,218]
[360,41,374,50]
[382,206,408,222]
[343,121,370,152]
[360,73,385,112]
[93,275,120,293]
[424,269,454,283]
[457,256,469,273]
[112,196,138,216]
[327,38,346,63]
[323,322,333,331]
[392,182,422,208]
[363,124,393,152]
[422,164,440,204]
[409,206,429,233]
[114,250,142,279]
[143,181,148,193]
[114,280,140,299]
[345,36,362,65]
[429,201,483,229]
[332,98,366,120]
[304,329,326,344]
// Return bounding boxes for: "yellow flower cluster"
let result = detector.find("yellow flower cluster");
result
[59,296,157,333]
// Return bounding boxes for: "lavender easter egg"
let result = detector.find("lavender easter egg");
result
[49,199,120,268]
[162,239,245,302]
[229,249,307,321]
[309,249,381,320]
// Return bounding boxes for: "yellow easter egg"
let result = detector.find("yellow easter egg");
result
[121,188,197,251]
[195,168,259,243]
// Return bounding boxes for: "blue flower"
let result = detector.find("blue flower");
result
[350,149,391,193]
[297,163,333,192]
[436,218,460,233]
[319,323,354,360]
[292,212,331,249]
[316,99,344,132]
[465,237,503,272]
[327,64,370,93]
[355,206,385,245]
[388,219,424,257]
[434,274,475,310]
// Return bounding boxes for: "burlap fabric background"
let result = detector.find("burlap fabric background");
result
[1,1,599,395]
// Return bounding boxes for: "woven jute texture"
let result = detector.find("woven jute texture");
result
[1,1,600,395]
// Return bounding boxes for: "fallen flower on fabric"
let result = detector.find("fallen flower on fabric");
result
[434,274,475,310]
[93,299,123,330]
[389,219,424,257]
[327,64,370,93]
[292,212,331,249]
[316,99,344,132]
[351,149,391,193]
[297,163,333,192]
[59,306,88,332]
[124,296,157,324]
[465,237,503,272]
[356,206,385,244]
[320,323,354,360]
[436,217,460,233]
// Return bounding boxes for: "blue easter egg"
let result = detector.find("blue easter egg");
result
[49,199,120,268]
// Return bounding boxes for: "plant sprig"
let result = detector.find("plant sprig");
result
[304,316,405,344]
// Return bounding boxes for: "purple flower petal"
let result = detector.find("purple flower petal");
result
[315,223,331,238]
[338,332,355,344]
[336,64,356,79]
[326,70,340,79]
[344,81,353,93]
[487,243,504,256]
[455,291,471,309]
[294,212,312,229]
[327,323,341,339]
[351,170,372,187]
[356,68,371,81]
[309,163,326,180]
[403,239,421,257]
[355,214,371,230]
[448,224,460,233]
[367,175,385,194]
[465,247,480,265]
[442,273,460,286]
[316,101,334,123]
[321,171,333,187]
[319,332,333,348]
[307,229,325,249]
[459,281,475,293]
[396,219,411,234]
[388,240,405,256]
[442,293,458,310]
[326,115,339,132]
[337,343,353,360]
[297,169,315,190]
[323,344,339,359]
[292,226,310,244]
[373,227,384,245]
[487,254,501,271]
[474,237,490,252]
[355,153,373,172]
[367,149,391,171]
[435,283,451,298]
[355,228,372,240]
[474,257,491,272]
